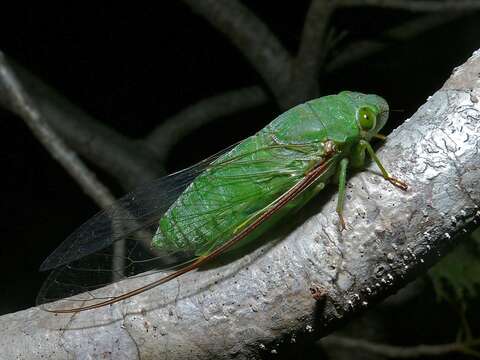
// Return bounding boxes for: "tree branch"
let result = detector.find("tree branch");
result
[326,12,466,72]
[0,54,138,279]
[1,1,473,204]
[145,86,269,161]
[145,12,467,159]
[181,0,293,107]
[8,60,162,189]
[321,335,480,358]
[0,48,479,359]
[340,0,480,11]
[288,0,335,105]
[0,52,116,209]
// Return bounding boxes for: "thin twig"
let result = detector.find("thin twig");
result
[145,86,269,161]
[10,60,161,189]
[5,2,477,192]
[321,335,480,358]
[326,12,465,72]
[146,12,466,158]
[340,0,480,11]
[182,0,292,107]
[0,53,157,280]
[289,0,336,105]
[0,51,116,210]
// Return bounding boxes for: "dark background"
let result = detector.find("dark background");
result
[1,2,480,358]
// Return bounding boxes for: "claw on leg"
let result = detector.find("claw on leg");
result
[373,133,386,140]
[361,140,409,192]
[387,176,408,191]
[337,211,347,231]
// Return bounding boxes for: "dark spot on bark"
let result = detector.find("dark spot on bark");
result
[309,285,326,301]
[375,264,386,277]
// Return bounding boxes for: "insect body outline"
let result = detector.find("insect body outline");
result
[37,91,407,313]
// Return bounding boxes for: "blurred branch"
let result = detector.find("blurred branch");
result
[145,86,269,161]
[10,61,162,189]
[340,0,480,11]
[4,1,471,193]
[0,52,116,209]
[146,11,465,158]
[327,12,465,72]
[288,0,335,105]
[182,0,292,107]
[180,0,475,112]
[0,53,157,278]
[321,336,480,358]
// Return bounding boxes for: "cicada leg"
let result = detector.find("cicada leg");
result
[336,158,349,231]
[373,133,387,140]
[361,140,408,191]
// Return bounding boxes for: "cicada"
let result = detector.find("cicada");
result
[37,91,407,313]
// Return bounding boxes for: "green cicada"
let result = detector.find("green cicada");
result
[38,91,407,312]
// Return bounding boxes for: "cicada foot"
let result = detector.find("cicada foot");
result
[387,176,408,191]
[337,211,347,231]
[373,133,387,140]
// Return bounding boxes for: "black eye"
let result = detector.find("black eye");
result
[358,107,376,130]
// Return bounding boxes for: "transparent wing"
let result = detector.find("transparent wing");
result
[37,145,241,307]
[39,144,242,272]
[37,139,330,311]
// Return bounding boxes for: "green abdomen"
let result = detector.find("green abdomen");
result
[152,134,306,255]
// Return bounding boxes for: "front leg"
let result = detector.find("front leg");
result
[336,158,349,231]
[361,140,408,190]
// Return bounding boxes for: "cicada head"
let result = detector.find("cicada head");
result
[339,91,389,141]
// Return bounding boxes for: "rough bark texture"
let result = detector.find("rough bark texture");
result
[1,49,479,359]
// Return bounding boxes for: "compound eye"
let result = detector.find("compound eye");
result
[358,107,376,130]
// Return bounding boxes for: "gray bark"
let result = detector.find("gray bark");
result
[1,49,479,359]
